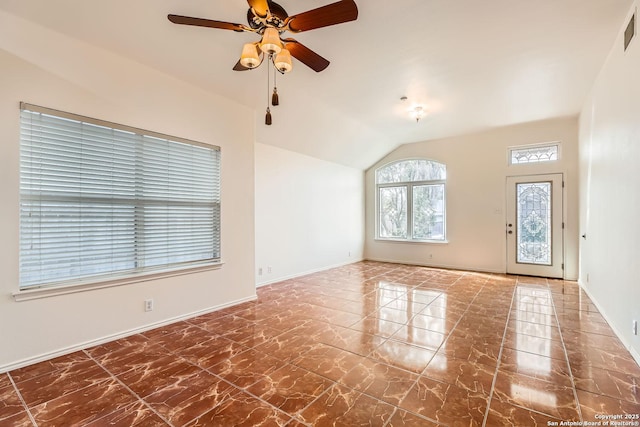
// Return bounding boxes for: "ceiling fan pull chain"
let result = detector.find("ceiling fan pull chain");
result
[272,68,279,106]
[265,55,273,125]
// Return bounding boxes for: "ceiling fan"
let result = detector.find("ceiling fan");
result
[168,0,359,73]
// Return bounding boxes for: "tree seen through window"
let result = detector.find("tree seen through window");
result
[376,160,446,241]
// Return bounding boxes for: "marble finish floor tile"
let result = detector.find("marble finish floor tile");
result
[0,381,25,422]
[572,366,640,405]
[83,401,167,427]
[398,376,489,426]
[4,262,640,426]
[299,384,395,426]
[498,348,573,387]
[421,353,495,394]
[338,358,419,406]
[577,389,640,423]
[246,364,332,414]
[386,409,440,427]
[144,370,235,425]
[30,378,139,426]
[292,343,366,382]
[492,371,581,421]
[485,398,561,426]
[184,388,291,427]
[17,358,111,407]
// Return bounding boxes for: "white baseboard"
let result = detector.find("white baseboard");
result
[256,258,365,287]
[0,295,257,374]
[578,279,640,368]
[363,257,505,275]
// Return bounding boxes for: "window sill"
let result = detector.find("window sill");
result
[12,261,224,302]
[374,238,449,244]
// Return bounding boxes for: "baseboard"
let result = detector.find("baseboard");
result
[578,279,640,368]
[256,258,365,287]
[363,257,505,275]
[0,295,257,374]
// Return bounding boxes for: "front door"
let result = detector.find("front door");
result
[506,174,564,278]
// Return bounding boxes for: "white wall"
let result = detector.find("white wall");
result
[0,12,256,370]
[255,143,364,285]
[578,3,640,362]
[365,118,580,278]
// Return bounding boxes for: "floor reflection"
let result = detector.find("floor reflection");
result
[515,286,553,373]
[373,284,446,371]
[510,383,558,407]
[5,262,637,426]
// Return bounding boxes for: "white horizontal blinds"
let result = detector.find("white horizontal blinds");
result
[138,135,220,268]
[19,104,221,289]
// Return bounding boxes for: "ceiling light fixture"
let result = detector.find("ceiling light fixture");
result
[411,106,425,123]
[239,26,296,126]
[168,1,360,126]
[400,96,426,123]
[240,43,261,69]
[260,27,282,55]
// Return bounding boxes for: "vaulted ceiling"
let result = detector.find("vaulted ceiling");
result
[0,0,633,169]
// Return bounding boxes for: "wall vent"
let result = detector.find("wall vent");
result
[624,13,635,51]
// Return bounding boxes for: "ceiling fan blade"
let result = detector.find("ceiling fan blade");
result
[247,0,270,18]
[233,60,251,71]
[283,39,330,72]
[232,50,264,71]
[168,14,252,32]
[285,0,358,33]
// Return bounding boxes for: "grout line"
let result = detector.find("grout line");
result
[376,271,487,427]
[82,349,175,427]
[550,288,585,423]
[7,373,38,427]
[198,368,306,425]
[8,264,611,425]
[481,276,518,427]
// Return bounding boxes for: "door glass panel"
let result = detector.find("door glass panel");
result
[516,182,552,265]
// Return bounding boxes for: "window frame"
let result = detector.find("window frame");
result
[17,103,222,296]
[508,142,561,165]
[375,159,447,243]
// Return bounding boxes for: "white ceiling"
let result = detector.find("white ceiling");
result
[0,0,633,169]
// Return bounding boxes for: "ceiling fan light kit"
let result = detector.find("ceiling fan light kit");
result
[260,27,282,55]
[168,0,359,125]
[240,43,261,68]
[274,48,293,73]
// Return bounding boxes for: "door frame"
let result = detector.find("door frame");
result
[506,173,564,278]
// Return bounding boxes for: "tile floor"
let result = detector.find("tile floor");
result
[1,262,639,426]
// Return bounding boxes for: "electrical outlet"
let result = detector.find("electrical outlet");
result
[258,267,263,276]
[267,266,272,274]
[633,320,638,336]
[144,299,154,312]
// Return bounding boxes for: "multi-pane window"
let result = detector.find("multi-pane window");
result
[19,104,221,289]
[376,159,446,241]
[510,143,559,165]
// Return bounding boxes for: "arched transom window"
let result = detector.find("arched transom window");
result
[376,159,446,241]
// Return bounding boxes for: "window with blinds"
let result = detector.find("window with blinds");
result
[19,103,221,289]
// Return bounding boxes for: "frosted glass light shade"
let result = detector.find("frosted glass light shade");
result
[260,27,282,55]
[240,43,260,68]
[274,48,293,73]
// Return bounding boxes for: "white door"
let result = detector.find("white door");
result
[506,174,564,278]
